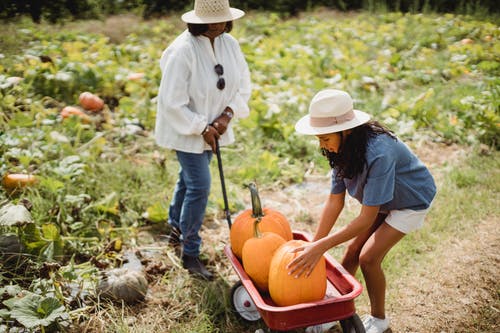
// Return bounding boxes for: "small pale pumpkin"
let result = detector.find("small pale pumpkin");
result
[97,268,148,304]
[127,72,145,81]
[230,183,292,259]
[79,91,104,111]
[61,106,91,122]
[268,240,326,306]
[242,219,286,292]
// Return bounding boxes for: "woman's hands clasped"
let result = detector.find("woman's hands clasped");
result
[211,117,228,136]
[211,108,232,136]
[204,108,233,152]
[202,125,220,152]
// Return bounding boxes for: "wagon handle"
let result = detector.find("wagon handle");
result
[215,140,232,229]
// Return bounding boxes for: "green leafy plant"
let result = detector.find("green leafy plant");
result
[3,292,67,331]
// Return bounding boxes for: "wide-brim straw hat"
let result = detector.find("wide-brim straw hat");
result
[295,89,371,135]
[182,0,245,24]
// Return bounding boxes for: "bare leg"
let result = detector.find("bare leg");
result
[359,222,405,319]
[341,213,387,275]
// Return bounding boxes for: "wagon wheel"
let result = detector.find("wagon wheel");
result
[230,281,261,322]
[339,313,365,333]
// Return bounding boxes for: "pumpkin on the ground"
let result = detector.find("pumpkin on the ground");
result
[230,183,292,259]
[97,268,148,304]
[242,218,286,292]
[2,173,38,191]
[79,91,104,111]
[61,106,91,122]
[268,240,326,306]
[127,72,145,81]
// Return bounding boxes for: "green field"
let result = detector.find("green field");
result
[0,9,499,332]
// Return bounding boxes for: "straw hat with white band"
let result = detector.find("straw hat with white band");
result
[182,0,245,24]
[295,89,371,135]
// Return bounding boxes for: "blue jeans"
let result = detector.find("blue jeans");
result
[168,150,213,257]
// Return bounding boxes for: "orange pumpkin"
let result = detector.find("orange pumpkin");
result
[61,106,90,122]
[78,92,104,111]
[268,240,326,306]
[242,219,286,292]
[230,183,292,259]
[2,173,38,191]
[460,38,474,45]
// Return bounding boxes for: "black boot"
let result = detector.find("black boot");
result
[182,255,213,280]
[167,226,181,248]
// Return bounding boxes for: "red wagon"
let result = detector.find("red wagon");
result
[224,231,365,332]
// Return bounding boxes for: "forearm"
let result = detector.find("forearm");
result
[158,55,206,135]
[314,193,345,241]
[318,204,380,250]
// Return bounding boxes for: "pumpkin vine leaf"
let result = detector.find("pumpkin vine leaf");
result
[3,292,67,329]
[0,203,34,228]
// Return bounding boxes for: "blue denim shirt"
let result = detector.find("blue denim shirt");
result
[331,134,436,211]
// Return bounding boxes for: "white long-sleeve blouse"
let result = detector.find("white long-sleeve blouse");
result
[154,29,251,153]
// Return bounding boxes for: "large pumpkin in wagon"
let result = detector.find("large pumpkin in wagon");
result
[268,240,326,306]
[230,183,292,259]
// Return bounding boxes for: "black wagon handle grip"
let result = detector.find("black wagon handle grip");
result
[215,139,232,229]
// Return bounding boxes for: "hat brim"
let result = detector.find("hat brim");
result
[295,110,371,135]
[181,8,245,24]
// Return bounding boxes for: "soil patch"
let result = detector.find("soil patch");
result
[389,215,499,332]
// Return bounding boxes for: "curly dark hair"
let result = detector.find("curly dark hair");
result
[323,121,396,180]
[187,21,233,36]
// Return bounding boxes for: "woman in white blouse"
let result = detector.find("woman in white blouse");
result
[154,0,251,280]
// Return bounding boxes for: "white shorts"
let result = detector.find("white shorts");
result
[384,208,431,234]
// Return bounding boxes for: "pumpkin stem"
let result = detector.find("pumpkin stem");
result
[249,182,264,219]
[253,217,262,238]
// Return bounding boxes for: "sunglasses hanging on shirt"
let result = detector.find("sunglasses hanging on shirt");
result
[214,64,225,90]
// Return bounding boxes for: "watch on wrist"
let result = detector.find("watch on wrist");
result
[223,110,234,119]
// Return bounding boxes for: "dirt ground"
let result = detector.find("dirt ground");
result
[388,214,499,333]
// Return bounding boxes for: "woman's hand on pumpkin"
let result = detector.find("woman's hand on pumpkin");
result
[286,242,324,278]
[202,125,220,152]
